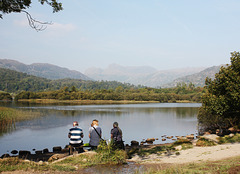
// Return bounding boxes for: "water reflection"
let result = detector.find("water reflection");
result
[0,102,201,156]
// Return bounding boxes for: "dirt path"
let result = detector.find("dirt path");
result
[129,143,240,164]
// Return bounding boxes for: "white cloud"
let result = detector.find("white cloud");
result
[48,23,76,32]
[13,18,29,27]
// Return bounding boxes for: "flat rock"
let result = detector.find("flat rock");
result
[202,134,220,143]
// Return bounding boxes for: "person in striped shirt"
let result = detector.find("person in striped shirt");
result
[68,121,84,155]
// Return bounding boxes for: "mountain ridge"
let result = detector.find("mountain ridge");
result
[85,64,208,87]
[0,59,91,81]
[0,59,224,88]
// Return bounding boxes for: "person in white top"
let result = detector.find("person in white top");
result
[89,119,102,150]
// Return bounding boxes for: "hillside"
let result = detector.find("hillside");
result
[0,68,139,93]
[85,64,206,87]
[0,67,51,92]
[0,59,91,80]
[163,65,224,87]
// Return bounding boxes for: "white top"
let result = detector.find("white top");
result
[89,125,102,146]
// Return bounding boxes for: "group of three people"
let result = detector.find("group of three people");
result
[68,120,124,154]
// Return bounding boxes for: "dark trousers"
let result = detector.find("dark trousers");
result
[90,146,98,150]
[114,141,125,150]
[69,143,84,155]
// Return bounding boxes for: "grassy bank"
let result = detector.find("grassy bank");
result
[1,137,240,173]
[1,152,240,173]
[0,141,127,173]
[140,155,240,174]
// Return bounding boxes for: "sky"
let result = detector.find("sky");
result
[1,0,240,73]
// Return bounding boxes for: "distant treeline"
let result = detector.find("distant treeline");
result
[14,83,203,103]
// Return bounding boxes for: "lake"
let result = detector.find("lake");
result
[0,102,201,156]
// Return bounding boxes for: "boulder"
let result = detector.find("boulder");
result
[19,150,31,157]
[11,150,18,155]
[48,153,68,162]
[53,146,62,152]
[146,138,155,144]
[174,145,182,151]
[35,150,43,155]
[43,148,49,154]
[1,154,10,158]
[177,136,187,140]
[48,154,61,162]
[228,127,237,133]
[131,140,139,146]
[146,138,155,142]
[202,134,220,143]
[186,134,194,140]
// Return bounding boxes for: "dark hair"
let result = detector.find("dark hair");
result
[113,122,118,127]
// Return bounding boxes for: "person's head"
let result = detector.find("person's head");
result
[92,119,99,126]
[73,121,78,127]
[113,122,118,128]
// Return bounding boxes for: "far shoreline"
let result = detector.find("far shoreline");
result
[16,99,196,105]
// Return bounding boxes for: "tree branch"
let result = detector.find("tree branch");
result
[21,10,53,32]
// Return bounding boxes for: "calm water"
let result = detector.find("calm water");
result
[0,102,201,156]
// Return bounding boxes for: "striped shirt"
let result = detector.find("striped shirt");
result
[69,127,83,145]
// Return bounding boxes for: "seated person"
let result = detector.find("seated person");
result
[68,121,84,154]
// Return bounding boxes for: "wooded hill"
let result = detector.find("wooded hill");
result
[0,59,91,80]
[0,68,140,93]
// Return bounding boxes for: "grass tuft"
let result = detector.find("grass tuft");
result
[196,137,216,147]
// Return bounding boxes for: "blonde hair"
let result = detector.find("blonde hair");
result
[92,119,99,126]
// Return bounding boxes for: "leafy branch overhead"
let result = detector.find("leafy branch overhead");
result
[0,0,63,31]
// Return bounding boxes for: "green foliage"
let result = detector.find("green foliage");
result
[198,51,240,132]
[0,68,51,92]
[57,141,127,170]
[196,137,216,147]
[95,140,127,165]
[0,107,42,134]
[172,139,193,150]
[218,133,240,144]
[137,146,169,157]
[14,85,203,103]
[0,0,62,19]
[0,92,12,100]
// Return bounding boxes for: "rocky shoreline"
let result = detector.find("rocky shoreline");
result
[1,127,240,164]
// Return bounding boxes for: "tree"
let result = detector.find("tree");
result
[0,0,63,31]
[198,51,240,133]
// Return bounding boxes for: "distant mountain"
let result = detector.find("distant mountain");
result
[0,59,92,80]
[163,65,225,87]
[85,64,158,82]
[85,64,206,87]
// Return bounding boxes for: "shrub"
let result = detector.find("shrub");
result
[196,138,216,147]
[172,139,193,150]
[218,133,240,144]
